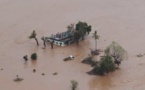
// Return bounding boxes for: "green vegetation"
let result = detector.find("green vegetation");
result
[23,55,28,62]
[88,56,115,75]
[75,21,92,40]
[29,30,39,46]
[87,42,127,75]
[31,53,37,60]
[67,24,75,31]
[105,42,127,66]
[81,55,98,67]
[71,21,92,45]
[71,80,78,90]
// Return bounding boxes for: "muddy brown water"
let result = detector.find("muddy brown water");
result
[1,0,145,90]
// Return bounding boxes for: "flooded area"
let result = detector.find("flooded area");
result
[1,0,145,90]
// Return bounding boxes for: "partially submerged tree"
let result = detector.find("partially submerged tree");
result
[67,23,75,31]
[70,80,78,90]
[98,55,115,74]
[23,55,28,62]
[31,53,37,60]
[75,21,92,40]
[105,42,127,66]
[73,31,81,45]
[29,30,39,46]
[41,36,46,48]
[82,55,98,67]
[50,40,54,49]
[92,31,100,50]
[88,55,115,75]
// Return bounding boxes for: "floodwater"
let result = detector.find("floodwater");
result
[1,0,145,90]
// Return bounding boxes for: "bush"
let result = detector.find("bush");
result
[105,42,127,66]
[88,55,115,75]
[31,53,37,60]
[71,80,78,90]
[82,56,98,67]
[23,55,28,61]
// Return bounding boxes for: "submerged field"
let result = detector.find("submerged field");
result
[0,0,145,90]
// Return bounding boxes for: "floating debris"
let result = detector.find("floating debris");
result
[13,75,23,82]
[41,47,45,49]
[33,69,36,73]
[53,72,57,75]
[63,55,74,61]
[42,73,45,76]
[136,54,144,57]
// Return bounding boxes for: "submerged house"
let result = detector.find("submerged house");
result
[45,30,75,46]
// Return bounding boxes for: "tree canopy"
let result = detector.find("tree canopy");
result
[75,21,92,39]
[88,55,115,75]
[29,30,39,45]
[105,42,127,66]
[29,30,36,39]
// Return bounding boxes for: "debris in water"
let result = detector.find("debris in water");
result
[136,54,144,57]
[13,75,23,82]
[33,69,36,72]
[53,72,57,75]
[42,73,45,75]
[63,55,74,61]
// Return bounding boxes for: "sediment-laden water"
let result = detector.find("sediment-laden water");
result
[0,0,145,90]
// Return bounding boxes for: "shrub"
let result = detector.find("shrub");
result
[82,56,98,67]
[23,55,28,61]
[88,55,115,75]
[31,53,37,60]
[105,42,127,66]
[71,80,78,90]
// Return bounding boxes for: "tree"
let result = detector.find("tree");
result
[99,55,115,74]
[75,21,92,40]
[73,31,81,45]
[50,40,54,49]
[70,80,78,90]
[105,42,127,66]
[88,55,115,75]
[92,31,100,50]
[29,30,39,46]
[23,55,28,62]
[41,36,46,48]
[86,25,91,34]
[67,24,75,31]
[31,53,37,60]
[82,55,98,67]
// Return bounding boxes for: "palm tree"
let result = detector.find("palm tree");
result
[41,36,46,48]
[29,30,39,46]
[92,31,100,50]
